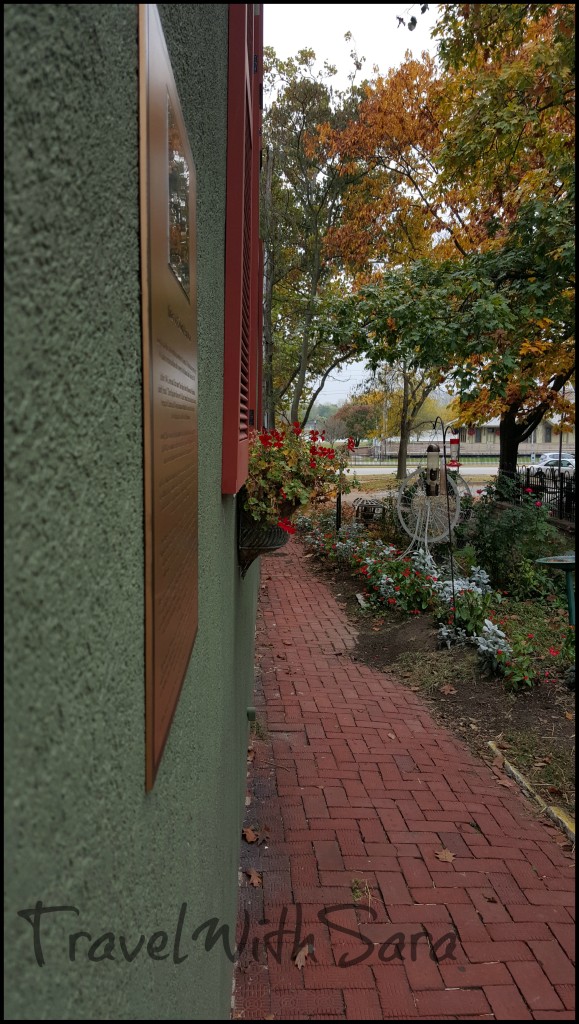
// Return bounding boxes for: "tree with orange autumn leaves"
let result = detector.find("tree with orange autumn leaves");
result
[315,3,575,473]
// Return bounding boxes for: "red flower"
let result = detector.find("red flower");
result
[309,460,317,469]
[524,487,533,494]
[387,598,396,605]
[259,433,272,447]
[292,422,302,436]
[277,518,296,534]
[535,501,542,507]
[527,633,534,639]
[347,437,355,452]
[548,647,560,657]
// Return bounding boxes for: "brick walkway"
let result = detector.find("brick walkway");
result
[232,542,575,1021]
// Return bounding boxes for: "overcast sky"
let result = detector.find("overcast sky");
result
[264,3,440,407]
[265,3,438,86]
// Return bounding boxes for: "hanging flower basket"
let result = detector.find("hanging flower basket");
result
[238,503,290,577]
[237,425,355,577]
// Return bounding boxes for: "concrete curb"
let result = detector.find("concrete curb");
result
[487,741,575,844]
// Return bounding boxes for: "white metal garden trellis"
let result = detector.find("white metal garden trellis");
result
[395,420,471,561]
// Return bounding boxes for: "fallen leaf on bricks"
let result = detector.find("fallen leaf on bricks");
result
[387,733,396,740]
[256,828,271,846]
[242,827,258,844]
[482,893,497,903]
[293,943,312,970]
[492,754,505,768]
[246,869,262,887]
[247,749,255,763]
[497,778,514,788]
[435,848,455,863]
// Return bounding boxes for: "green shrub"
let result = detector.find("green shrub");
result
[452,589,495,636]
[466,479,566,597]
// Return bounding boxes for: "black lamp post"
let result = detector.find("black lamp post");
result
[431,416,457,618]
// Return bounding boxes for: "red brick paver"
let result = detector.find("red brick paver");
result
[232,542,575,1020]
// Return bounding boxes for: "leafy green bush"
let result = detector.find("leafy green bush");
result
[452,589,495,636]
[507,557,556,601]
[465,478,565,597]
[495,644,536,692]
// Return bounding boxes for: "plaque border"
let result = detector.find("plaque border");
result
[139,3,198,791]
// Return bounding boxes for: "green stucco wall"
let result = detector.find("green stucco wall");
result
[4,5,257,1019]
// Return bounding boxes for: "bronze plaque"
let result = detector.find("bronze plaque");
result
[139,4,198,790]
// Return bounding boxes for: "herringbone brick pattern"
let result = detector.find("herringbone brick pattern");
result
[232,542,575,1020]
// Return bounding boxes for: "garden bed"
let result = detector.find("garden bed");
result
[303,529,576,818]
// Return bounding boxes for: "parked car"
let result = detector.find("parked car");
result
[537,451,575,466]
[537,457,575,475]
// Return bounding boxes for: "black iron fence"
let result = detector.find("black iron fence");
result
[514,466,576,523]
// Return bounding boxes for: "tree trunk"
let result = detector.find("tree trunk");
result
[498,373,573,479]
[263,268,275,429]
[289,246,321,424]
[262,147,275,428]
[396,372,410,479]
[499,410,521,477]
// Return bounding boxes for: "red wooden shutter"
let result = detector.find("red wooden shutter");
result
[222,4,263,494]
[256,240,264,429]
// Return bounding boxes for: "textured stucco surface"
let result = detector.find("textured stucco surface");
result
[5,5,257,1019]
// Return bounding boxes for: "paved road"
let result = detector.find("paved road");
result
[345,464,498,477]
